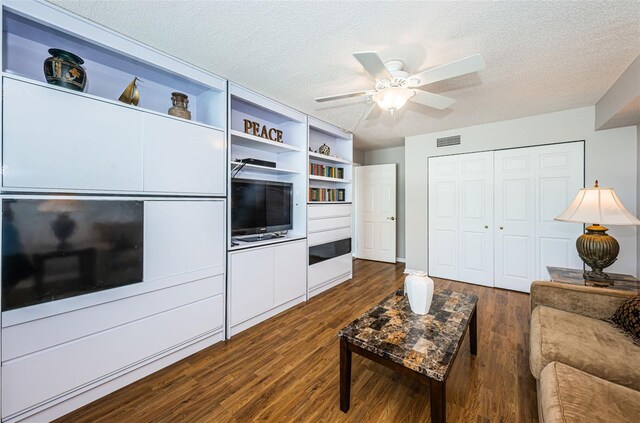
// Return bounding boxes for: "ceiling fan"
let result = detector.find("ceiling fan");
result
[315,52,486,116]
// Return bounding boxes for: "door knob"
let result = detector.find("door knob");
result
[387,217,395,221]
[484,225,489,229]
[500,226,504,230]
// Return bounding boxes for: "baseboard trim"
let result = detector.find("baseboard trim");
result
[395,257,406,263]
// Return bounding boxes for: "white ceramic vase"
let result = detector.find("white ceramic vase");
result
[404,272,434,315]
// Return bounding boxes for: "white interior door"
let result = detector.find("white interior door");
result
[355,164,397,263]
[495,142,584,292]
[428,152,494,286]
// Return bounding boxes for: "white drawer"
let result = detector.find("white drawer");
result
[2,275,224,361]
[308,204,351,219]
[308,216,351,233]
[2,294,223,419]
[308,227,351,246]
[309,253,352,289]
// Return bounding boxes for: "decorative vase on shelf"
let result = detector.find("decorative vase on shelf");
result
[404,272,434,315]
[168,92,191,120]
[43,48,87,92]
[319,143,330,156]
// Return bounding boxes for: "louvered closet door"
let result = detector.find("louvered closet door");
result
[494,143,584,292]
[428,152,494,286]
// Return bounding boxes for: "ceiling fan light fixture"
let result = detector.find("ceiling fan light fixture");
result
[372,87,414,113]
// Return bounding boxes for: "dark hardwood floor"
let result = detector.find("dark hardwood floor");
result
[57,260,537,422]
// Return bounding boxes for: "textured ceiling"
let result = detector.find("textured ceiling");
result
[49,0,640,150]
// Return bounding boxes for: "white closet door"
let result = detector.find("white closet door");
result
[494,143,583,292]
[428,156,459,280]
[458,152,494,285]
[494,150,536,291]
[535,143,584,278]
[428,152,494,286]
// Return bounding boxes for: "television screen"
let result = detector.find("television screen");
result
[232,179,293,236]
[2,199,144,311]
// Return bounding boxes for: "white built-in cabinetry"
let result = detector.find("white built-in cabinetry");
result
[307,118,353,297]
[1,1,227,421]
[228,239,306,336]
[0,1,358,420]
[226,84,308,337]
[428,142,585,293]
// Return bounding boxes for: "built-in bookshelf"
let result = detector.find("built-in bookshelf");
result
[307,117,353,203]
[227,83,308,247]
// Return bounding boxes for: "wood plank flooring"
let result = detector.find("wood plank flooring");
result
[57,260,538,422]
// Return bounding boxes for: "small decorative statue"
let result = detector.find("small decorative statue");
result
[168,92,191,120]
[43,48,87,92]
[319,143,330,155]
[118,77,140,106]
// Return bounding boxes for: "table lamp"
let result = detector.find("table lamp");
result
[554,181,640,281]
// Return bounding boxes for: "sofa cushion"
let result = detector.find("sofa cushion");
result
[530,305,640,390]
[611,292,640,342]
[539,362,640,423]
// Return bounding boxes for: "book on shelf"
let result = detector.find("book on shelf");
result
[309,163,344,179]
[309,187,346,202]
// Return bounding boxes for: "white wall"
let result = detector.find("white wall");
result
[364,146,406,261]
[595,55,640,130]
[405,106,638,276]
[352,148,365,165]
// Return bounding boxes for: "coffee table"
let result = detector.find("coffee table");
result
[338,288,478,423]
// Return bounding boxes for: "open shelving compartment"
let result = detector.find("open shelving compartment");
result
[228,83,308,249]
[308,116,353,203]
[2,4,227,130]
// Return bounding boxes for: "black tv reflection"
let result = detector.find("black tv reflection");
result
[2,199,143,311]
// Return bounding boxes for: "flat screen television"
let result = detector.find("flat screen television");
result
[2,199,144,311]
[231,179,293,236]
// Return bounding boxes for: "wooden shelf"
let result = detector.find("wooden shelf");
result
[230,129,300,153]
[308,152,352,165]
[2,73,225,133]
[309,175,351,183]
[231,162,299,175]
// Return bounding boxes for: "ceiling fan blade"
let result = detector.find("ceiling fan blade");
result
[315,90,372,102]
[410,90,456,110]
[353,51,393,80]
[409,54,485,86]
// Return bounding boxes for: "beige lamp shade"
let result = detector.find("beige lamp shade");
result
[555,182,640,226]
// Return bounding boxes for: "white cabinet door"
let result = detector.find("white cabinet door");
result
[3,78,143,191]
[230,247,274,326]
[273,240,306,305]
[144,200,225,282]
[143,114,225,195]
[428,152,494,286]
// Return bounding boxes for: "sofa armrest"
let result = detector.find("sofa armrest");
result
[530,281,632,320]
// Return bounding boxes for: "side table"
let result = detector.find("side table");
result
[547,266,639,292]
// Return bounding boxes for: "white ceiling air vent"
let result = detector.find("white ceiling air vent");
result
[437,135,461,147]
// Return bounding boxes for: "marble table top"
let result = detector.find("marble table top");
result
[338,288,478,382]
[547,266,640,292]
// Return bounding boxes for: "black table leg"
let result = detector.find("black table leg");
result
[430,379,446,423]
[470,306,477,356]
[340,338,352,412]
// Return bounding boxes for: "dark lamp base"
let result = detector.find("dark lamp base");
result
[576,224,619,282]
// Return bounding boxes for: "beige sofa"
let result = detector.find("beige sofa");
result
[529,281,640,423]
